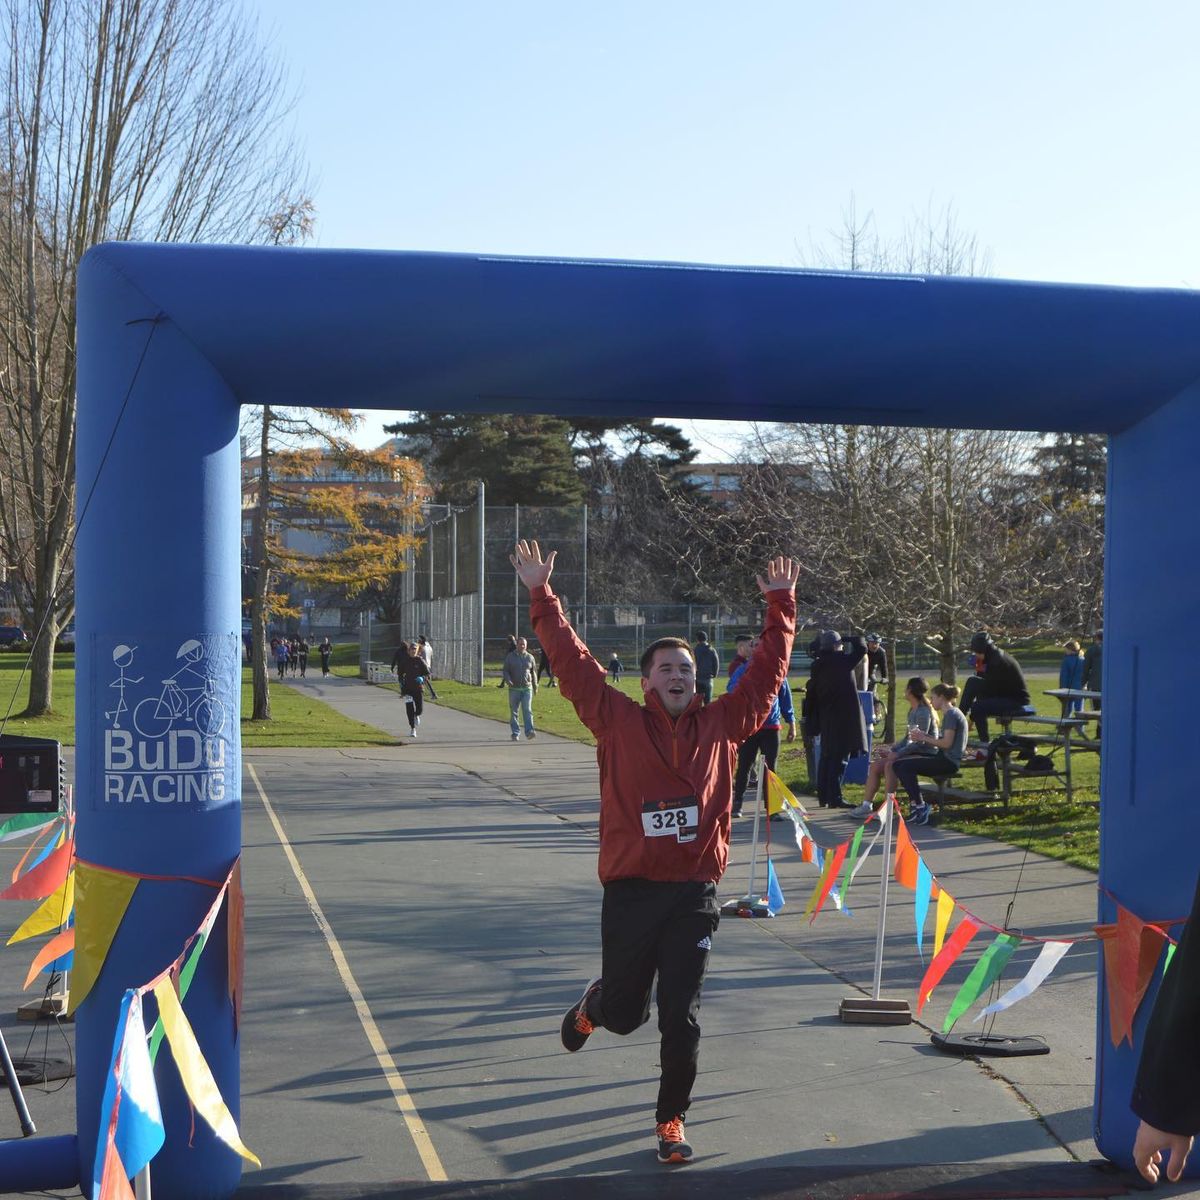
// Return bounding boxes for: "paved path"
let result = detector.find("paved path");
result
[0,675,1156,1198]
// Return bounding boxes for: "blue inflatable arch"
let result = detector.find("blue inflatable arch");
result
[39,246,1200,1196]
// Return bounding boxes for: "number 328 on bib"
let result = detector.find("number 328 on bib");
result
[641,797,698,843]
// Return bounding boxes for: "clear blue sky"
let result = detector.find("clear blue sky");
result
[253,1,1200,453]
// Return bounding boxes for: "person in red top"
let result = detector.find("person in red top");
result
[510,539,798,1165]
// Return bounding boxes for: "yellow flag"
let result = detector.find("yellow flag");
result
[8,870,74,945]
[68,863,139,1014]
[152,979,260,1166]
[765,770,806,817]
[934,888,956,958]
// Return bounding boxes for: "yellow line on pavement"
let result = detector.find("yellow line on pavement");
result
[246,761,448,1182]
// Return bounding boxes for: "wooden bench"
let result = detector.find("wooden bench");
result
[992,714,1087,803]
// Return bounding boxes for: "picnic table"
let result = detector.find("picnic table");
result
[992,711,1088,803]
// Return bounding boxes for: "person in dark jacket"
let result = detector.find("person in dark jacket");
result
[391,642,426,737]
[1081,629,1103,693]
[1131,868,1200,1184]
[802,630,868,809]
[693,630,720,705]
[958,631,1032,743]
[512,538,797,1166]
[1058,639,1085,713]
[728,636,797,817]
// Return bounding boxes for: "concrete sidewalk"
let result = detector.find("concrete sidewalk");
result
[0,675,1160,1198]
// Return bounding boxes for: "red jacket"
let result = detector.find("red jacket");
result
[531,585,795,884]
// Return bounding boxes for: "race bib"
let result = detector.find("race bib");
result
[641,796,699,843]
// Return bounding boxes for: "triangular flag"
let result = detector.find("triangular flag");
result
[1162,942,1177,977]
[765,770,806,817]
[766,858,785,914]
[803,850,836,917]
[893,820,919,890]
[0,838,73,901]
[0,812,59,844]
[152,978,260,1166]
[933,888,955,958]
[976,940,1072,1022]
[1099,910,1168,1047]
[97,1128,135,1200]
[228,862,245,1031]
[24,927,75,989]
[94,991,135,1199]
[839,825,865,907]
[9,869,74,944]
[810,842,849,921]
[11,819,62,881]
[114,993,164,1180]
[69,863,139,1014]
[943,933,1021,1031]
[917,916,980,1014]
[914,859,933,961]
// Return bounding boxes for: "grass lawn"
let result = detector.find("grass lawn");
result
[0,655,392,748]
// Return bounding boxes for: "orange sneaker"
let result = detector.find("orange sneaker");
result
[560,978,601,1052]
[655,1116,693,1164]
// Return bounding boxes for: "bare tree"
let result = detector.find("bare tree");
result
[0,0,306,715]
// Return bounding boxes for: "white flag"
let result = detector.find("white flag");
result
[974,940,1072,1021]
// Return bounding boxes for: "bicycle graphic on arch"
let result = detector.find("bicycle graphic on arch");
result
[132,639,227,739]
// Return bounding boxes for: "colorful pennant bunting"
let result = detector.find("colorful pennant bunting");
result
[0,811,60,844]
[24,928,75,989]
[943,933,1021,1032]
[914,859,933,961]
[152,978,260,1166]
[975,940,1072,1022]
[8,871,74,945]
[766,859,785,914]
[69,863,140,1014]
[917,917,980,1014]
[0,838,73,901]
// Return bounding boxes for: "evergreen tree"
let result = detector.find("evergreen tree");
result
[385,413,584,506]
[1031,433,1107,510]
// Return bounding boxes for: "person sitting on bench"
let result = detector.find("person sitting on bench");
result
[894,683,968,825]
[958,631,1033,743]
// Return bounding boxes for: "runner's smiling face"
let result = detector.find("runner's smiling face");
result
[640,648,696,717]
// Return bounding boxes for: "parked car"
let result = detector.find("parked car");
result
[57,625,76,650]
[0,626,27,645]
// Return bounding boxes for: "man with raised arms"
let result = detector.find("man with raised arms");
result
[510,539,797,1165]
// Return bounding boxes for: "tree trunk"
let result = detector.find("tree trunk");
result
[883,628,898,743]
[251,406,272,720]
[22,590,58,715]
[939,615,958,685]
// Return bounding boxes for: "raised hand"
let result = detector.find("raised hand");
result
[756,555,800,595]
[510,539,557,592]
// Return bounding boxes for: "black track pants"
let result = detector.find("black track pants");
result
[594,879,719,1123]
[733,727,781,810]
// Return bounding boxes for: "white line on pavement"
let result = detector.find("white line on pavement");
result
[246,761,449,1183]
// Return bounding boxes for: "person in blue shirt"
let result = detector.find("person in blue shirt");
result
[1058,639,1085,713]
[728,635,796,817]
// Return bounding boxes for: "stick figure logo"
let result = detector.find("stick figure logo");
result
[130,639,227,738]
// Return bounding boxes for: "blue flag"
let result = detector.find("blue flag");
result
[766,858,786,914]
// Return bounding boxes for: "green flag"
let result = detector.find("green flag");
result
[943,933,1021,1032]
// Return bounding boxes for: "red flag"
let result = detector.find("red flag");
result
[917,916,980,1014]
[810,841,848,921]
[0,839,73,901]
[1099,909,1168,1047]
